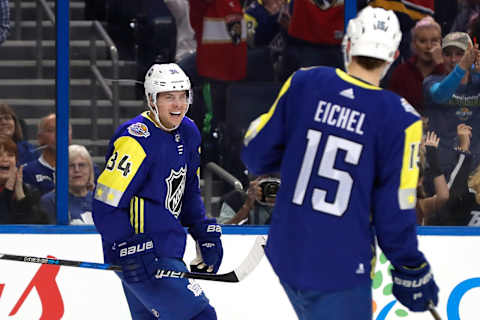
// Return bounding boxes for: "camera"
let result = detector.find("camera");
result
[258,177,281,205]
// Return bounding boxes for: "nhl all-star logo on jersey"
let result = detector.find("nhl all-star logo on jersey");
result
[128,122,150,138]
[165,166,186,218]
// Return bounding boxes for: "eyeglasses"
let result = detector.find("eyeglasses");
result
[69,162,89,170]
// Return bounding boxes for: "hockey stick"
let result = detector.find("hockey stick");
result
[428,300,442,320]
[0,235,267,283]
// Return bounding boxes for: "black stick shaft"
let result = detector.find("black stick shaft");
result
[0,253,239,282]
[428,300,442,320]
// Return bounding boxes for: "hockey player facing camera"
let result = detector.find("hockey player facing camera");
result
[92,63,222,320]
[242,6,439,320]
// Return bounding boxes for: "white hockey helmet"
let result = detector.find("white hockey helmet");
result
[144,63,192,131]
[342,6,402,69]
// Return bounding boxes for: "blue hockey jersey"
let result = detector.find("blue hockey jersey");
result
[242,67,425,292]
[92,112,206,261]
[23,155,55,195]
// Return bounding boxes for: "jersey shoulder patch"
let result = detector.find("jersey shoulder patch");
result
[127,122,150,138]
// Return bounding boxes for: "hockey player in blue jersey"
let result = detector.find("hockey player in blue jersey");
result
[242,7,439,320]
[92,63,222,320]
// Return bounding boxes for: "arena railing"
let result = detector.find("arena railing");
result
[204,162,244,218]
[35,0,55,78]
[14,0,357,224]
[89,20,120,155]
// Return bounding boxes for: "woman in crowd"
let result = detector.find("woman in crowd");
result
[0,135,48,224]
[416,130,450,225]
[0,103,39,165]
[388,16,444,115]
[427,123,480,225]
[40,144,95,224]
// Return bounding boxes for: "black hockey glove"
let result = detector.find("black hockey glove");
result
[425,145,442,178]
[391,261,439,312]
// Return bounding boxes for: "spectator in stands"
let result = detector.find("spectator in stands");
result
[217,175,279,225]
[0,135,49,224]
[0,103,39,164]
[40,145,95,225]
[388,16,445,115]
[0,0,9,45]
[187,0,247,122]
[416,131,449,225]
[279,0,351,81]
[368,0,434,62]
[165,0,197,62]
[423,32,480,179]
[23,113,72,195]
[244,0,290,81]
[426,123,480,225]
[450,0,480,34]
[181,0,248,166]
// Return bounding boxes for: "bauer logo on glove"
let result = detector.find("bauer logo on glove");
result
[206,225,222,233]
[391,261,439,312]
[119,240,154,257]
[393,270,433,287]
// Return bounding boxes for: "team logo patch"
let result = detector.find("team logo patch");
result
[128,122,150,138]
[187,279,203,297]
[165,166,187,218]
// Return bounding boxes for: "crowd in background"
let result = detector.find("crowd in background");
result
[1,0,480,226]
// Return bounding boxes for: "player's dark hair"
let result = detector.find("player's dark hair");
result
[354,56,386,70]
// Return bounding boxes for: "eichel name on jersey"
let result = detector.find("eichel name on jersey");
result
[313,100,366,135]
[92,111,206,262]
[242,66,425,293]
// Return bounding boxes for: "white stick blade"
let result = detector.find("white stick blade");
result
[233,235,267,281]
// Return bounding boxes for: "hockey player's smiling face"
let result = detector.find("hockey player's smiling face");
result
[155,91,188,129]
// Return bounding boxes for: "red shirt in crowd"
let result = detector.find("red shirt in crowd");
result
[388,55,445,115]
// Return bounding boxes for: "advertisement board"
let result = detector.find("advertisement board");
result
[0,231,477,319]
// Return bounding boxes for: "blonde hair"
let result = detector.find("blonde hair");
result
[469,165,480,203]
[411,16,441,40]
[69,144,95,191]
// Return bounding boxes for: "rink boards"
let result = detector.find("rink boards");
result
[0,226,477,320]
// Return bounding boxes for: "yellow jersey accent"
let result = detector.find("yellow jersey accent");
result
[95,136,146,207]
[244,75,293,145]
[335,69,381,90]
[398,120,422,209]
[130,196,145,234]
